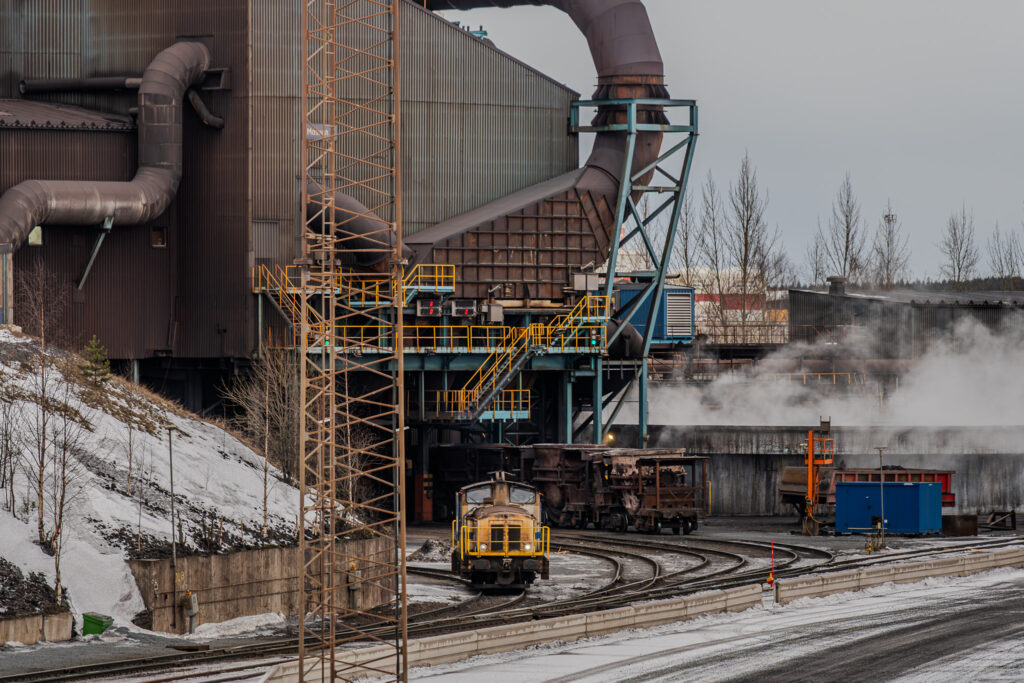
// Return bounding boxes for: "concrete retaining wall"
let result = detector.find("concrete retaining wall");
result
[266,584,763,681]
[0,611,72,645]
[774,547,1024,605]
[128,538,394,634]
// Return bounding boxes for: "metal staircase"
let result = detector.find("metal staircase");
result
[432,295,609,421]
[254,263,608,423]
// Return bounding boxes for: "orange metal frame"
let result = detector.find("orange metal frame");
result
[805,429,834,515]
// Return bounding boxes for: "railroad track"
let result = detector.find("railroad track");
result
[8,535,1023,682]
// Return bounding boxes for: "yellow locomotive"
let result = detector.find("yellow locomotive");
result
[451,473,550,588]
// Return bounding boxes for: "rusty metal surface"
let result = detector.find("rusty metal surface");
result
[0,99,135,130]
[413,0,667,299]
[0,42,211,252]
[400,1,578,237]
[250,1,301,270]
[1,0,584,361]
[2,0,253,360]
[1,127,173,358]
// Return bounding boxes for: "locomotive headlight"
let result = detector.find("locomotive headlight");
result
[479,543,487,552]
[524,543,532,551]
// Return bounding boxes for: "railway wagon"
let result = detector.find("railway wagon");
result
[523,445,708,534]
[451,472,550,588]
[780,466,956,516]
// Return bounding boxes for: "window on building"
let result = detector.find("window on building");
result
[151,227,167,248]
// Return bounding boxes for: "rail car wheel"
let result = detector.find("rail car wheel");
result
[615,514,628,533]
[650,519,662,535]
[682,518,695,535]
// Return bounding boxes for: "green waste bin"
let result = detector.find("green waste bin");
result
[82,612,114,635]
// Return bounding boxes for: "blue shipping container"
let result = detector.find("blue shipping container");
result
[835,482,942,535]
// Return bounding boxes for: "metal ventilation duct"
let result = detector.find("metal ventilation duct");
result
[0,42,211,253]
[413,0,668,298]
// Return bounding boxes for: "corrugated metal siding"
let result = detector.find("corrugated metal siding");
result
[251,2,301,269]
[398,1,578,236]
[788,289,1024,359]
[2,0,578,359]
[0,1,84,101]
[3,0,253,360]
[2,127,174,358]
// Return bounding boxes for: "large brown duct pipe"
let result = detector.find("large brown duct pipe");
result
[416,0,666,257]
[0,42,211,253]
[303,180,412,269]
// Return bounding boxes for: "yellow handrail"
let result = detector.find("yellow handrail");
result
[454,525,549,558]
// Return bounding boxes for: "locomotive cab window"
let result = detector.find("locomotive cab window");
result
[465,485,491,504]
[509,486,536,504]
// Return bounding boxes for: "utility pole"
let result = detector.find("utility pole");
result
[168,426,177,629]
[874,445,887,547]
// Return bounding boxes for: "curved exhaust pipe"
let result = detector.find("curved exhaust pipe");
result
[0,42,211,253]
[304,180,413,270]
[415,1,667,279]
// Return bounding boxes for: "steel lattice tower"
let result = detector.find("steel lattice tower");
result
[299,1,408,680]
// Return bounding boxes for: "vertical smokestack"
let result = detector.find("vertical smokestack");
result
[828,276,847,296]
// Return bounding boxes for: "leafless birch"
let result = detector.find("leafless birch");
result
[988,223,1021,290]
[815,173,867,283]
[939,205,979,290]
[870,201,911,289]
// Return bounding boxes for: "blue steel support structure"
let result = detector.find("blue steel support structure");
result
[570,98,698,446]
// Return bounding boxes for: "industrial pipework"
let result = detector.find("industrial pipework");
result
[412,0,668,298]
[0,41,211,253]
[425,0,665,189]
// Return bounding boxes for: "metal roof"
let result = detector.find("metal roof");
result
[0,99,134,131]
[790,288,1024,307]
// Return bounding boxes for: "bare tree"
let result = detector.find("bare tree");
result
[0,375,21,513]
[222,348,300,530]
[988,222,1021,290]
[804,228,827,288]
[697,172,730,341]
[133,444,154,554]
[870,201,911,289]
[649,191,698,284]
[46,366,90,602]
[815,173,867,283]
[939,205,980,290]
[15,259,69,545]
[724,153,785,343]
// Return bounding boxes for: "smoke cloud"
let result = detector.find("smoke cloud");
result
[630,317,1024,429]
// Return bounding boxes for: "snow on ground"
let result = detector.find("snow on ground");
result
[182,612,286,640]
[529,550,612,603]
[0,329,298,629]
[410,567,1024,682]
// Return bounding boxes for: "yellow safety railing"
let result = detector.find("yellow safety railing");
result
[253,263,456,310]
[452,522,549,559]
[431,295,610,416]
[433,389,529,416]
[404,263,454,292]
[549,295,610,330]
[403,325,511,353]
[766,372,864,385]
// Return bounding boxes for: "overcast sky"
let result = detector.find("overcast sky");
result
[439,1,1024,279]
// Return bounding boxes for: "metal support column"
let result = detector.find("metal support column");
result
[298,1,408,680]
[592,357,603,444]
[570,98,699,440]
[563,372,573,444]
[638,358,648,448]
